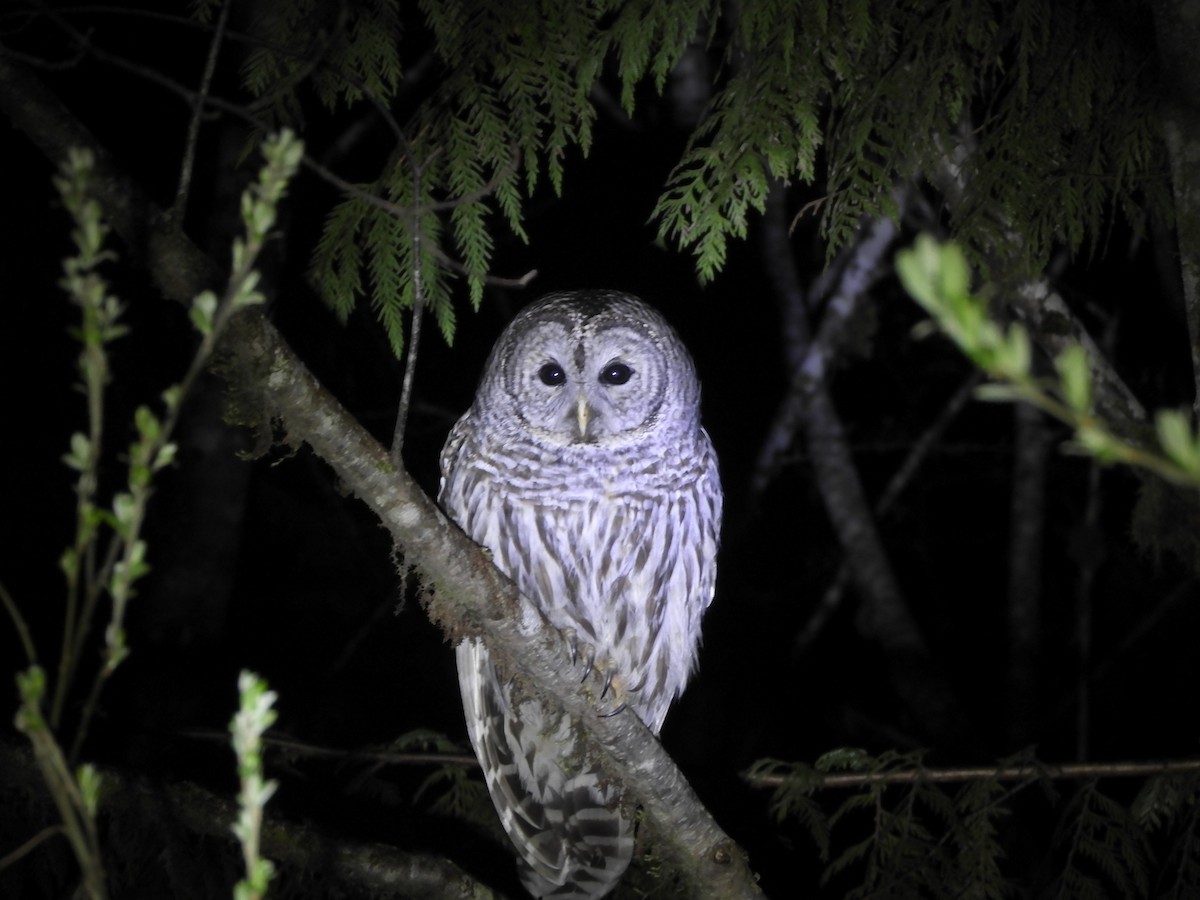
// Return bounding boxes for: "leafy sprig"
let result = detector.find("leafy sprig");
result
[7,131,302,900]
[896,235,1200,487]
[230,671,279,900]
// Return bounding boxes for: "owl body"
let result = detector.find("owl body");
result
[439,291,721,899]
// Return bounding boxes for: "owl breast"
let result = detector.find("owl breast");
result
[442,426,720,733]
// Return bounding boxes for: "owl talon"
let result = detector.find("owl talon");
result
[599,669,616,700]
[600,702,627,718]
[564,629,579,666]
[578,645,596,681]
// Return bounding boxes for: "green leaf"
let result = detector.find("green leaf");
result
[936,239,972,304]
[1056,344,1092,413]
[77,764,102,817]
[64,432,91,472]
[153,443,178,472]
[112,492,136,533]
[974,383,1028,403]
[190,290,218,337]
[134,405,161,442]
[1156,409,1200,475]
[16,664,46,706]
[997,324,1031,378]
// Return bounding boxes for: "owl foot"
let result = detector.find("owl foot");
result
[562,629,633,717]
[565,633,602,684]
[563,628,588,670]
[589,657,637,719]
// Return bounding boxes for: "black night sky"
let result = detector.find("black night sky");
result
[2,3,1198,898]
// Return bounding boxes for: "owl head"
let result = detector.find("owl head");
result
[475,290,703,449]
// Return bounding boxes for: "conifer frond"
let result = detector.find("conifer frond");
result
[654,23,826,283]
[1160,795,1200,900]
[948,777,1010,900]
[311,192,370,321]
[241,0,402,121]
[1051,781,1152,900]
[653,0,1165,281]
[277,1,1165,352]
[604,0,716,113]
[1135,774,1200,831]
[743,759,832,860]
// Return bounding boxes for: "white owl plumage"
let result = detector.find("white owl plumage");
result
[438,290,721,899]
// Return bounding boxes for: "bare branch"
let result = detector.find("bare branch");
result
[1004,400,1054,745]
[746,755,1200,790]
[176,729,481,769]
[1150,0,1200,417]
[173,0,231,219]
[757,182,968,747]
[791,371,981,660]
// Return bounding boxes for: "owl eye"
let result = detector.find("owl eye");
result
[538,362,566,385]
[599,362,633,385]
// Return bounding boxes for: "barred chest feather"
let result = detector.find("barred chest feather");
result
[442,426,720,733]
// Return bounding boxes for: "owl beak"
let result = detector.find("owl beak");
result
[575,395,594,441]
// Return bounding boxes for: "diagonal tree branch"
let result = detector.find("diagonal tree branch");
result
[0,55,764,900]
[755,183,971,749]
[1150,0,1200,418]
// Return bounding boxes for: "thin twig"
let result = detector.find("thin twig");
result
[746,757,1200,790]
[173,0,230,219]
[41,11,423,222]
[0,579,38,667]
[1005,398,1054,744]
[33,3,417,154]
[391,149,432,462]
[1074,460,1102,762]
[0,824,66,871]
[791,371,981,658]
[176,729,479,768]
[1093,578,1198,682]
[20,723,106,898]
[430,241,537,288]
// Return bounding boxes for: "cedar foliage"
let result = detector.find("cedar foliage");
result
[751,753,1200,900]
[244,0,1168,343]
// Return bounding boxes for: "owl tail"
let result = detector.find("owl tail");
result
[457,640,635,899]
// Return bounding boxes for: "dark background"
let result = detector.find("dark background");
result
[2,3,1197,897]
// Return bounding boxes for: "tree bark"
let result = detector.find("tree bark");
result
[1150,0,1200,416]
[1005,401,1053,746]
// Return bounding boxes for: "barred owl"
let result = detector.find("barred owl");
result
[438,290,722,899]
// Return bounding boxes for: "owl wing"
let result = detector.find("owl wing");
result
[443,423,635,899]
[457,639,634,898]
